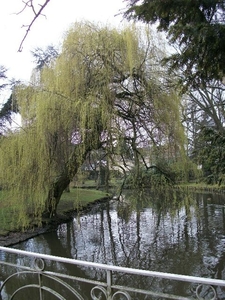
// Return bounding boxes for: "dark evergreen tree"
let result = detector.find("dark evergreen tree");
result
[0,94,18,130]
[125,0,225,85]
[195,127,225,184]
[31,45,59,70]
[0,66,16,132]
[0,65,8,90]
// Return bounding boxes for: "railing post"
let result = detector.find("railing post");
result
[34,257,45,300]
[38,272,43,300]
[106,270,112,300]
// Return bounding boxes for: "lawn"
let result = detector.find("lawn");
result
[58,187,109,213]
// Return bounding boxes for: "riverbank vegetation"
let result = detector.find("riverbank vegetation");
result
[0,187,108,235]
[0,0,225,231]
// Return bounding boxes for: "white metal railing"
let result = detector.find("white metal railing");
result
[0,246,224,299]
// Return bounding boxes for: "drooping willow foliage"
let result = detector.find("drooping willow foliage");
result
[0,22,185,227]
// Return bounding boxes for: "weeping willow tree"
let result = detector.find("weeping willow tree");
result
[0,22,185,227]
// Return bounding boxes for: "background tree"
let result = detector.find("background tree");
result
[31,45,59,70]
[0,94,18,132]
[0,22,184,226]
[0,67,20,133]
[0,66,8,91]
[182,80,225,183]
[195,126,225,184]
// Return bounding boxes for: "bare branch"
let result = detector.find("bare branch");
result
[18,0,51,52]
[16,0,32,15]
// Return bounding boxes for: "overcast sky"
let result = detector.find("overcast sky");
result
[0,0,126,85]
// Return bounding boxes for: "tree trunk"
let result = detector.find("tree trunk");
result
[44,128,102,217]
[45,173,71,217]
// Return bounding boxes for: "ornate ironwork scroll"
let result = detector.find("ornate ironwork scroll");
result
[0,256,86,299]
[91,286,131,300]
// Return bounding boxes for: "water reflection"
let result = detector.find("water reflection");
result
[17,191,225,275]
[5,190,225,298]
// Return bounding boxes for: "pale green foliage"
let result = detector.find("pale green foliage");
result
[0,22,185,227]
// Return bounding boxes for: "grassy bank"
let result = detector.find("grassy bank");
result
[0,188,108,235]
[58,188,109,213]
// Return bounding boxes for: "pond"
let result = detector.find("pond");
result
[2,189,225,299]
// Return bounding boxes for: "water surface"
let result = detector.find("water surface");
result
[2,189,225,298]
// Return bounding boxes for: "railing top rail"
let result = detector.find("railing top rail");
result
[0,246,225,287]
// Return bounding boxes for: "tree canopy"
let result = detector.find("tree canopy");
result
[125,0,225,85]
[0,22,184,227]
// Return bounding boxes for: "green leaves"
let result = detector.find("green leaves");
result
[195,127,225,184]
